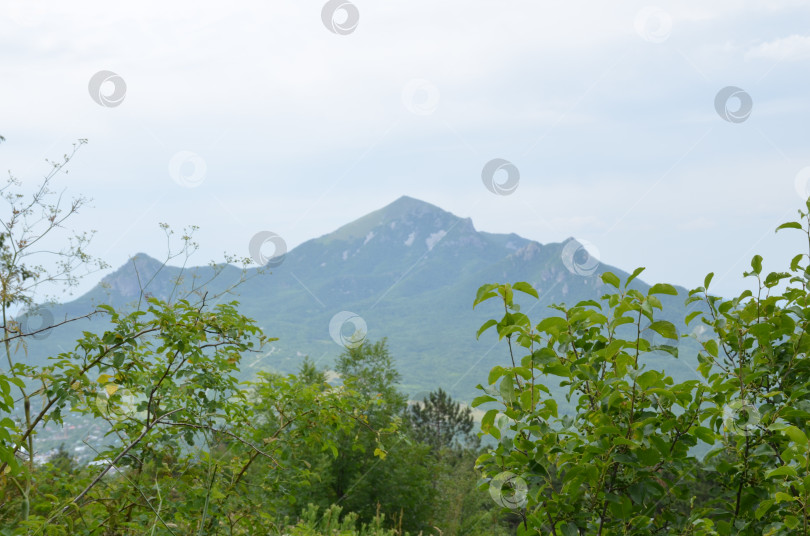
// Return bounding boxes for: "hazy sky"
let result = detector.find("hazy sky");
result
[2,0,810,301]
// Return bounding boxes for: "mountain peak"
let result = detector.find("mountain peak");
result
[105,253,163,275]
[375,196,452,224]
[320,196,464,244]
[387,195,424,206]
[97,253,166,300]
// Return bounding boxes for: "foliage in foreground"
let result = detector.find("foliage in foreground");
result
[473,204,810,535]
[0,335,506,534]
[1,309,502,534]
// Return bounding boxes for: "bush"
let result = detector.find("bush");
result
[472,203,810,535]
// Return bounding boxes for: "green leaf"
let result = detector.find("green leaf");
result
[476,319,498,339]
[763,271,790,288]
[472,395,497,407]
[543,363,570,377]
[776,221,803,232]
[751,255,763,275]
[783,425,809,446]
[755,499,774,519]
[637,447,660,466]
[536,316,568,334]
[544,398,558,418]
[636,370,661,389]
[481,409,497,432]
[692,426,716,445]
[704,272,714,290]
[513,281,539,299]
[602,272,620,288]
[648,320,678,340]
[519,389,536,411]
[594,425,621,436]
[685,311,702,325]
[488,366,507,385]
[497,324,525,340]
[649,283,678,296]
[7,377,25,389]
[765,466,797,479]
[625,267,645,287]
[500,375,516,403]
[474,284,498,308]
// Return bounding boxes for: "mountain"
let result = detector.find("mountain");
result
[23,196,701,405]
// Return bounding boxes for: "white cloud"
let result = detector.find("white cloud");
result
[746,34,810,62]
